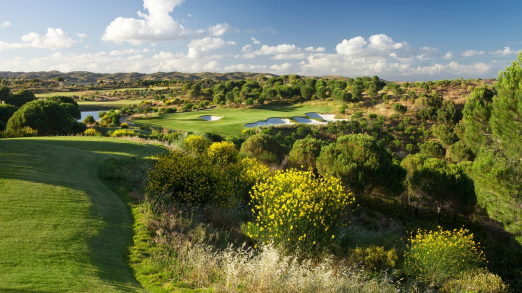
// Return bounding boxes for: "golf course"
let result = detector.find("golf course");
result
[131,104,335,136]
[0,137,166,292]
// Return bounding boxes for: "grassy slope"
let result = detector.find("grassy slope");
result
[77,99,154,111]
[0,137,165,292]
[35,87,170,98]
[132,104,335,136]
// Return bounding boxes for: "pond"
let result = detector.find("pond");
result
[77,111,102,122]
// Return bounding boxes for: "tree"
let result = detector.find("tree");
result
[6,100,84,136]
[287,137,327,173]
[420,141,446,158]
[434,125,459,147]
[5,89,36,108]
[464,53,522,236]
[240,134,286,165]
[0,87,10,105]
[83,115,96,124]
[351,85,363,101]
[316,86,327,99]
[0,104,17,123]
[47,96,81,120]
[449,141,475,163]
[300,85,314,100]
[411,158,476,222]
[316,134,405,196]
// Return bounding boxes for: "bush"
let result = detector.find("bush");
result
[317,134,405,196]
[287,137,327,172]
[207,141,238,167]
[434,125,459,147]
[183,135,211,155]
[406,144,414,152]
[83,115,96,124]
[226,157,271,204]
[120,122,130,129]
[0,120,5,131]
[6,100,79,136]
[404,227,486,285]
[352,111,363,118]
[295,126,308,136]
[47,96,81,120]
[147,151,229,206]
[110,129,137,137]
[240,134,286,165]
[182,103,193,111]
[449,141,475,162]
[350,245,399,274]
[392,103,407,114]
[420,140,446,158]
[441,269,508,293]
[84,128,99,136]
[5,89,36,107]
[0,104,18,123]
[248,169,354,255]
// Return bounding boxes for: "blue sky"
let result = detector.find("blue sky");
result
[0,0,521,80]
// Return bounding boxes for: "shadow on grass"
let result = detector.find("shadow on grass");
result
[0,138,166,290]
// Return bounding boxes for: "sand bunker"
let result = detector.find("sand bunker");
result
[246,118,294,128]
[293,117,327,125]
[306,112,348,122]
[200,115,222,121]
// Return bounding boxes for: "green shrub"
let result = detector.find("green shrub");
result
[287,137,327,172]
[120,123,130,129]
[441,269,508,293]
[147,151,229,206]
[406,144,414,152]
[248,169,354,256]
[296,126,308,136]
[434,125,459,147]
[5,89,36,107]
[420,140,446,158]
[0,104,18,123]
[392,103,407,114]
[368,113,377,119]
[83,115,96,124]
[449,141,475,162]
[393,138,402,148]
[240,134,286,165]
[350,245,399,274]
[404,227,486,285]
[352,111,363,118]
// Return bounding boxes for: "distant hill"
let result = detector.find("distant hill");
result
[0,71,357,83]
[0,71,282,82]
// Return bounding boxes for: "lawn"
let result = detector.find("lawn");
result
[0,137,166,292]
[132,104,335,136]
[34,86,172,98]
[78,99,154,111]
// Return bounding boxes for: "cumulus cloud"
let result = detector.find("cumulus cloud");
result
[187,37,236,59]
[305,46,325,53]
[270,62,293,73]
[223,63,267,72]
[1,21,11,28]
[76,33,88,42]
[109,48,149,56]
[252,38,261,45]
[462,50,485,57]
[203,61,220,71]
[336,34,431,60]
[207,23,239,37]
[489,46,521,56]
[0,28,76,51]
[442,52,453,60]
[102,0,188,44]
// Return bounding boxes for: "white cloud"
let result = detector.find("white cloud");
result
[462,50,485,57]
[241,44,252,53]
[442,52,453,60]
[223,63,267,72]
[128,54,144,60]
[203,61,220,71]
[271,53,306,60]
[489,46,521,56]
[76,33,88,42]
[206,23,239,37]
[102,0,188,44]
[270,62,292,73]
[188,14,192,18]
[305,46,325,53]
[336,36,368,56]
[0,28,76,51]
[254,44,301,55]
[1,21,11,28]
[187,37,236,59]
[153,51,184,59]
[251,38,261,45]
[109,48,148,56]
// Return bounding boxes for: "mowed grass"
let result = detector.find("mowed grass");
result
[78,99,154,111]
[0,137,166,292]
[132,104,335,136]
[35,87,172,98]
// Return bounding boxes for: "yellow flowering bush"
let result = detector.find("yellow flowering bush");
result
[225,157,271,204]
[207,141,239,167]
[111,129,137,137]
[404,227,486,285]
[120,122,130,129]
[20,126,38,137]
[84,128,98,136]
[183,135,211,155]
[248,169,354,255]
[147,150,229,206]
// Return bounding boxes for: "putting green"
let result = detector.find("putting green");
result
[132,104,335,136]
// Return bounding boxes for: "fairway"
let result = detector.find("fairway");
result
[132,104,335,136]
[0,137,165,292]
[78,99,154,111]
[35,87,171,98]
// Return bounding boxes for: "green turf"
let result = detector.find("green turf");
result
[0,137,166,292]
[35,87,171,98]
[131,104,335,136]
[77,100,154,111]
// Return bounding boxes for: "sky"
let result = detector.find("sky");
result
[0,0,521,80]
